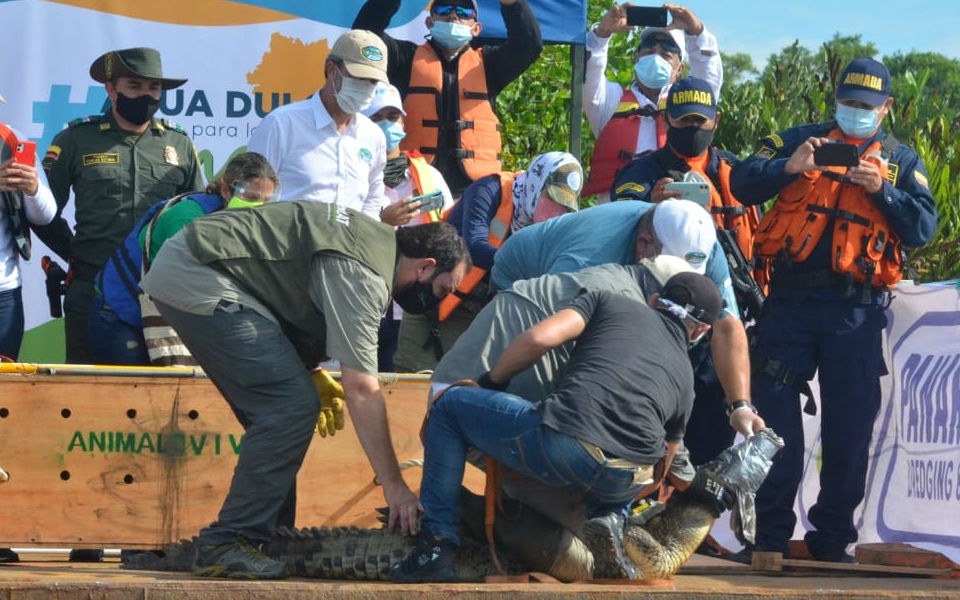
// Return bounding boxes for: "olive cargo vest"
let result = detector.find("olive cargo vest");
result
[185,202,396,336]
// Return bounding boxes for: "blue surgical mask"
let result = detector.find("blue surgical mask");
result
[835,103,880,139]
[634,54,674,90]
[430,21,473,51]
[377,120,407,152]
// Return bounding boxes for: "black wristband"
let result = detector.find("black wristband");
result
[477,371,509,391]
[725,400,757,419]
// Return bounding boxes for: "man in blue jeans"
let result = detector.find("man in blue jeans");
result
[391,272,732,582]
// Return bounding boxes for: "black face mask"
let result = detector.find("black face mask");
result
[393,279,441,314]
[115,92,161,126]
[667,125,715,158]
[383,155,410,189]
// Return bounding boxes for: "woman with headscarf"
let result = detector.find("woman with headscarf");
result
[393,151,583,374]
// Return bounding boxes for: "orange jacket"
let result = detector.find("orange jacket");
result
[437,172,515,321]
[402,44,502,182]
[583,88,666,197]
[754,130,903,288]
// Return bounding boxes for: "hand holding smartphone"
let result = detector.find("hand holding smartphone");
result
[13,141,37,167]
[408,190,445,215]
[625,6,669,27]
[664,181,711,207]
[813,143,859,167]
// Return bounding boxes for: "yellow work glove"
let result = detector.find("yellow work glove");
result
[312,368,345,437]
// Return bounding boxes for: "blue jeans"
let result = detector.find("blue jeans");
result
[0,287,24,361]
[88,291,149,366]
[421,387,645,543]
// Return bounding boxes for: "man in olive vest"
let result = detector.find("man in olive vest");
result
[141,202,470,580]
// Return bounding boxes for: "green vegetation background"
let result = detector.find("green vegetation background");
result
[496,2,960,283]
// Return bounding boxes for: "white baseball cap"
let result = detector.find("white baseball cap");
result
[652,199,715,274]
[638,254,694,285]
[361,82,406,119]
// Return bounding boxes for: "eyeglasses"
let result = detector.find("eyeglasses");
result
[639,35,681,58]
[232,180,279,203]
[432,3,477,20]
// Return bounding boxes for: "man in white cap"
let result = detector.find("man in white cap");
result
[582,3,723,203]
[490,200,758,448]
[247,30,392,219]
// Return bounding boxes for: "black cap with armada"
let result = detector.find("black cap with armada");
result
[89,47,187,90]
[659,272,724,325]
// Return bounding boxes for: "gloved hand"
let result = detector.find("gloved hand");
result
[683,467,735,517]
[727,401,765,437]
[311,368,345,437]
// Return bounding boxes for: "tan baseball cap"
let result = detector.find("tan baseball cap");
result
[331,30,389,83]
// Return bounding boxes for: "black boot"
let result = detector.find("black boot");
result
[389,532,458,583]
[582,513,636,579]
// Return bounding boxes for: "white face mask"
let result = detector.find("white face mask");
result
[334,68,378,114]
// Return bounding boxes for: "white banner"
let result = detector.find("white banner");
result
[714,282,960,563]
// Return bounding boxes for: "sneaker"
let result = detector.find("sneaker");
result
[389,535,458,583]
[0,548,19,563]
[68,549,104,562]
[192,536,288,580]
[582,513,637,579]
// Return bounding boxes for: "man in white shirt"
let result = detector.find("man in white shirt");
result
[582,3,722,203]
[247,30,391,220]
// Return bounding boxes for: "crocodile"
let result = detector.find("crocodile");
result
[122,428,783,581]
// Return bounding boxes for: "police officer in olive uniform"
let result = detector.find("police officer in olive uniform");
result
[37,47,203,364]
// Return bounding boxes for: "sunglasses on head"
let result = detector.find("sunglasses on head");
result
[639,35,681,56]
[432,3,477,20]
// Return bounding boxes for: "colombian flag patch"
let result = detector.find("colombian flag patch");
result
[914,170,928,189]
[45,145,61,161]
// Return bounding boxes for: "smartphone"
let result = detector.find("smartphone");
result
[813,143,859,167]
[408,190,445,215]
[664,181,711,207]
[13,140,37,166]
[626,6,669,27]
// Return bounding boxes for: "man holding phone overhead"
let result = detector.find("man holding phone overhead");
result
[727,58,937,564]
[582,3,723,203]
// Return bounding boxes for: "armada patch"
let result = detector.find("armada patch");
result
[767,133,784,148]
[83,152,120,166]
[163,146,179,165]
[887,162,900,185]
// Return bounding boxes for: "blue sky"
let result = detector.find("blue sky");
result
[688,1,960,73]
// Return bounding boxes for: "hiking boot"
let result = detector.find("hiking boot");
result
[582,513,637,579]
[192,536,288,580]
[389,534,458,583]
[0,548,19,563]
[68,549,103,562]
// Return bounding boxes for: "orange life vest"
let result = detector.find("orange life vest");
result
[404,150,443,224]
[706,158,761,265]
[437,172,516,321]
[402,44,502,182]
[753,130,903,288]
[583,88,667,197]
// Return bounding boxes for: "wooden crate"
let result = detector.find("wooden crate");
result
[0,369,455,549]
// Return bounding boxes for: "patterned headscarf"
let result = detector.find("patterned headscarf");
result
[510,151,582,233]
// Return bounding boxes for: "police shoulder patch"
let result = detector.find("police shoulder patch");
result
[68,115,103,128]
[159,119,189,136]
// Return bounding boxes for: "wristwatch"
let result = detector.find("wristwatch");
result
[725,400,758,418]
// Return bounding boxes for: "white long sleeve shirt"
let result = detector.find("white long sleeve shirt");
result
[582,25,723,202]
[1,125,56,292]
[247,92,389,221]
